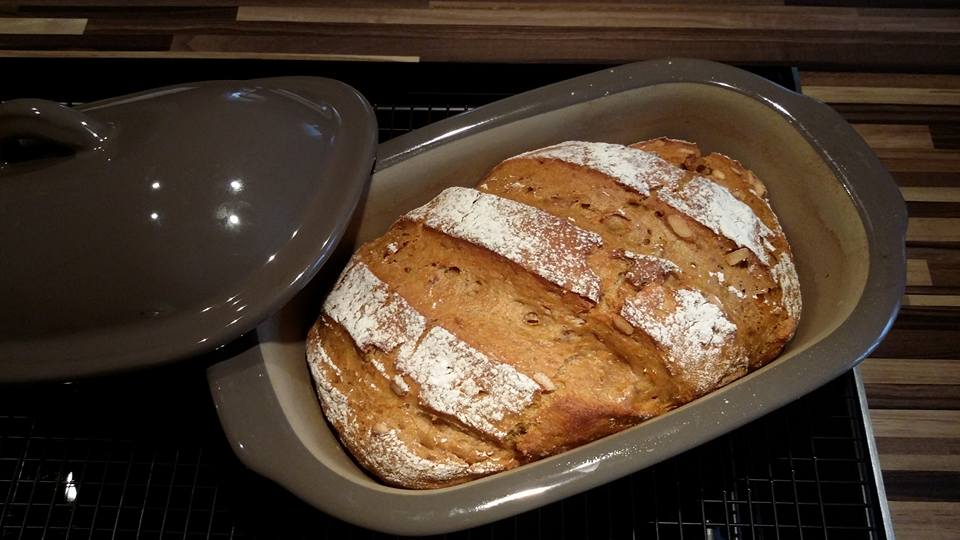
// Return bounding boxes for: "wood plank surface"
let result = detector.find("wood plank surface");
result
[0,4,956,537]
[0,2,956,68]
[800,69,960,539]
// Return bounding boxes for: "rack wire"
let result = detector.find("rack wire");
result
[0,368,882,540]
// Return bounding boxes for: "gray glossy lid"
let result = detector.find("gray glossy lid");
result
[0,77,376,381]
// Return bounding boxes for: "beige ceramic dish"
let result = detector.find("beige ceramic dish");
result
[207,59,905,535]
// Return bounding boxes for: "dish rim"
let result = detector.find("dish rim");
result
[207,58,906,535]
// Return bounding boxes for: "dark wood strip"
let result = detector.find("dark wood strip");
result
[866,384,960,410]
[807,86,960,106]
[440,0,789,7]
[0,33,171,50]
[15,6,239,20]
[905,286,960,295]
[168,27,960,68]
[873,328,960,359]
[907,201,960,218]
[793,0,960,7]
[908,246,960,287]
[803,71,960,89]
[876,436,960,456]
[861,7,960,16]
[235,5,960,33]
[932,124,960,150]
[895,306,960,327]
[882,470,960,502]
[14,0,428,6]
[830,104,960,125]
[880,149,960,173]
[894,172,960,188]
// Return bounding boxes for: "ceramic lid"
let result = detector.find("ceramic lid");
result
[0,77,377,381]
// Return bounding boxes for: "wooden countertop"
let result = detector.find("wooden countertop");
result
[0,1,958,69]
[1,2,958,538]
[818,70,960,540]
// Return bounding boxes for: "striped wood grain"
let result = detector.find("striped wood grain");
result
[805,69,960,539]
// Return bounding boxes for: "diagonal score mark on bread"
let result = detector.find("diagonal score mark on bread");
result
[405,187,604,302]
[307,138,802,489]
[322,261,540,440]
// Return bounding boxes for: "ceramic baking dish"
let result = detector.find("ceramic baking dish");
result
[207,59,906,535]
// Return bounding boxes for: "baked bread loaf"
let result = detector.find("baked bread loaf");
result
[307,138,801,489]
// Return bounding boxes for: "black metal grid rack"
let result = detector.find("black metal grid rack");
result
[0,61,885,539]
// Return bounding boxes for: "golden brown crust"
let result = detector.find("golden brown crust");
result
[306,138,801,489]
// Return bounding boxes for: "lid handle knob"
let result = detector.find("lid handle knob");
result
[0,99,112,152]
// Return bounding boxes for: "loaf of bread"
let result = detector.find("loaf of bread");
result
[306,138,801,489]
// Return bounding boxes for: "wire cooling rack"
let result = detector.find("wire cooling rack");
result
[0,61,883,539]
[0,368,883,540]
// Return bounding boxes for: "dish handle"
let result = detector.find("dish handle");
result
[206,341,305,486]
[0,98,113,153]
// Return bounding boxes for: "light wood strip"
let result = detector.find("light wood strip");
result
[854,124,933,150]
[804,86,960,106]
[889,501,960,540]
[902,187,960,203]
[880,453,960,472]
[903,294,960,307]
[907,259,934,286]
[0,17,86,35]
[862,358,960,385]
[236,6,960,33]
[907,218,960,243]
[0,50,420,62]
[871,409,960,438]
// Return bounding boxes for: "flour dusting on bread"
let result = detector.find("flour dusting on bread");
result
[306,337,507,486]
[516,141,682,196]
[621,288,741,392]
[306,341,349,428]
[320,260,541,440]
[323,261,425,360]
[407,187,603,302]
[659,176,776,265]
[366,429,503,486]
[397,326,540,438]
[771,253,802,319]
[307,138,801,489]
